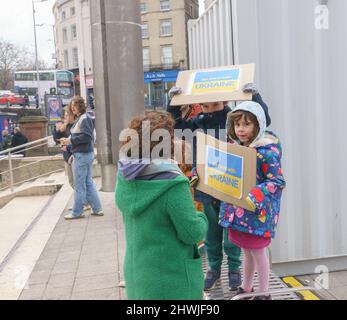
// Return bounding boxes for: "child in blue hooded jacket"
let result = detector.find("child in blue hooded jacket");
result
[219,101,286,300]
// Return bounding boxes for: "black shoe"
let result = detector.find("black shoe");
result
[235,287,254,300]
[204,269,221,291]
[228,271,241,291]
[253,294,272,300]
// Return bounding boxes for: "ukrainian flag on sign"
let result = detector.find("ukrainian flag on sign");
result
[192,69,240,94]
[205,147,243,199]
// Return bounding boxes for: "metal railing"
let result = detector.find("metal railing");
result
[0,136,63,192]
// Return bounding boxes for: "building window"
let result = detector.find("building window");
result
[71,25,77,39]
[160,19,172,37]
[64,50,69,69]
[70,7,76,16]
[62,11,66,21]
[140,3,146,14]
[142,23,149,38]
[72,48,79,68]
[63,28,68,43]
[143,47,150,70]
[160,0,170,11]
[161,46,173,67]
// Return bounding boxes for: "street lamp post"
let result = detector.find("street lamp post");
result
[31,0,48,109]
[36,23,58,69]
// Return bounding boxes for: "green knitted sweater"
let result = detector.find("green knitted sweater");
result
[115,172,208,300]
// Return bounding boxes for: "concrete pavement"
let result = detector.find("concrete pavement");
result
[17,180,125,300]
[4,176,345,300]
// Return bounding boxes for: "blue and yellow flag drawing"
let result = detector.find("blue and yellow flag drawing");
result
[205,146,243,199]
[192,69,240,94]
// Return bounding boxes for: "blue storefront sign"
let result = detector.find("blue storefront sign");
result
[144,70,180,83]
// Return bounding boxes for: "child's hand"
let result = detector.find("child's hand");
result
[169,86,183,99]
[60,137,71,146]
[243,83,259,95]
[180,105,192,119]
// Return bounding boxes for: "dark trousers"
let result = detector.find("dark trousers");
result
[204,201,241,272]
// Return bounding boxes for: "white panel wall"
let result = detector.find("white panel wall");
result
[188,0,234,69]
[189,0,347,272]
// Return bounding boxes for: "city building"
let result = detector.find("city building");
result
[141,0,199,108]
[53,0,199,109]
[52,0,93,104]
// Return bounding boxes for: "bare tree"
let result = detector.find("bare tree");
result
[0,39,47,90]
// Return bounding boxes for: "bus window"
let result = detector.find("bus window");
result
[15,73,37,81]
[56,71,74,82]
[39,72,55,81]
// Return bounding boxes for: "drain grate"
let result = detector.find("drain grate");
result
[202,253,300,300]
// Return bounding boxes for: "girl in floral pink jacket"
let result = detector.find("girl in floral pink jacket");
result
[219,101,286,300]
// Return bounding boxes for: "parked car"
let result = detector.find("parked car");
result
[0,93,25,106]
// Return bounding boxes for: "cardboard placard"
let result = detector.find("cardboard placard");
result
[196,132,257,212]
[170,64,255,106]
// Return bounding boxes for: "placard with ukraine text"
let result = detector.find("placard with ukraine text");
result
[196,132,257,212]
[170,64,254,106]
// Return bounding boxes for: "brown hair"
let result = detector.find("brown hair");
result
[121,111,175,160]
[174,139,193,173]
[228,110,260,142]
[71,96,87,115]
[63,101,73,118]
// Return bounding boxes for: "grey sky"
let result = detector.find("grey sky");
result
[0,0,205,67]
[0,0,56,66]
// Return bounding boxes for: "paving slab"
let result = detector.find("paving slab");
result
[18,185,124,300]
[73,273,118,293]
[71,287,119,300]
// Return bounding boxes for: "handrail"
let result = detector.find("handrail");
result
[0,168,64,192]
[0,135,59,192]
[0,136,53,156]
[1,158,50,175]
[0,142,51,160]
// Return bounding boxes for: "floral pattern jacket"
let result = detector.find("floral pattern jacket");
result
[219,131,286,239]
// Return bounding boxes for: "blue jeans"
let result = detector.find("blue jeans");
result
[72,152,102,217]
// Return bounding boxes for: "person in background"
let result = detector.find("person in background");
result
[60,96,103,220]
[1,129,12,151]
[53,103,76,188]
[24,93,29,108]
[11,127,28,157]
[35,93,39,109]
